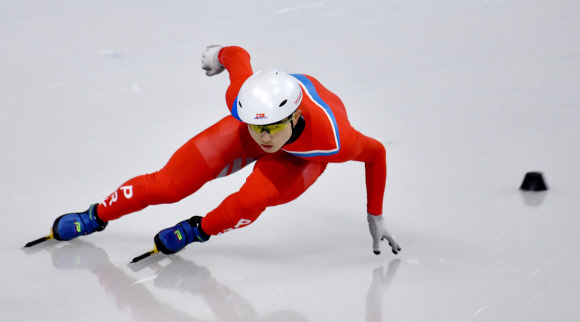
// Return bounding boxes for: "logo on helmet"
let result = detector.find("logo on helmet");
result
[294,91,302,105]
[254,114,267,120]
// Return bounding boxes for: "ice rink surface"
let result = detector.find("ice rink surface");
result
[1,1,580,321]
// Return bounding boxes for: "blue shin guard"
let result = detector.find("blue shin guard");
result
[52,204,108,241]
[154,216,210,254]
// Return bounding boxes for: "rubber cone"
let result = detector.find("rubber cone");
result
[520,172,548,191]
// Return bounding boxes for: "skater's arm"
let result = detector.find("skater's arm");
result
[352,132,387,216]
[218,46,254,111]
[352,133,401,255]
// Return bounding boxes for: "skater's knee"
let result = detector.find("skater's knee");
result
[237,184,283,210]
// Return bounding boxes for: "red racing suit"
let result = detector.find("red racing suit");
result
[97,46,386,236]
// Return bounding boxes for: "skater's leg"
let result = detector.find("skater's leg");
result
[97,116,266,222]
[201,152,328,235]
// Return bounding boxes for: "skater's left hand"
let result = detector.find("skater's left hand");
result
[367,213,401,255]
[201,45,225,76]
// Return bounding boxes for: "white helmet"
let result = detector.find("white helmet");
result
[235,69,303,125]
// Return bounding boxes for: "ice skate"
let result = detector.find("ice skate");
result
[52,204,108,241]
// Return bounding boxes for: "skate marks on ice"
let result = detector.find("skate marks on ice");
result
[277,2,324,14]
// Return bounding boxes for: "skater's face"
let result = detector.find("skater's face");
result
[248,109,302,153]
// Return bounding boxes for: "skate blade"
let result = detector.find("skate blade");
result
[130,245,159,264]
[24,229,54,247]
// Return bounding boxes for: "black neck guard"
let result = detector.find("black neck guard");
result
[285,115,305,146]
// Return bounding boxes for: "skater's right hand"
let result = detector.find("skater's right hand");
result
[367,213,401,255]
[201,45,225,76]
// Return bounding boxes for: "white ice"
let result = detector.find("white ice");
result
[1,1,580,321]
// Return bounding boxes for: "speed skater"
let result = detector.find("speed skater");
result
[27,45,401,258]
